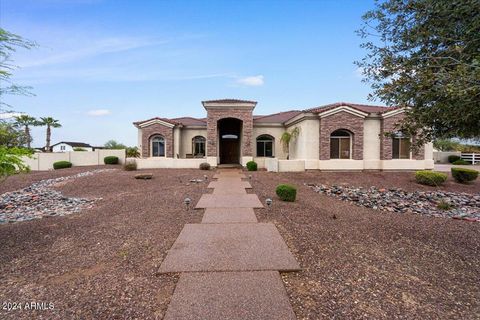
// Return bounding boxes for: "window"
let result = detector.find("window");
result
[256,135,274,157]
[192,136,206,157]
[60,145,65,151]
[330,130,351,159]
[392,133,411,159]
[151,135,165,157]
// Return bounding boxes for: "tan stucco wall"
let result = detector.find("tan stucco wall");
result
[287,119,319,160]
[363,118,381,160]
[252,127,287,159]
[179,128,208,158]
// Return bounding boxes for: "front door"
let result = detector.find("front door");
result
[220,136,240,164]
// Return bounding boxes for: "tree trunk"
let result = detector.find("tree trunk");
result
[46,125,51,152]
[25,125,31,149]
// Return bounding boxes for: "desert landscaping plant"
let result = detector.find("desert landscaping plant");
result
[451,167,478,183]
[280,127,299,159]
[123,161,137,171]
[199,162,210,170]
[0,146,32,179]
[276,184,297,202]
[415,171,447,186]
[246,161,257,171]
[104,156,119,165]
[448,155,461,163]
[53,160,72,170]
[437,200,454,211]
[126,147,140,158]
[38,117,62,152]
[13,115,39,148]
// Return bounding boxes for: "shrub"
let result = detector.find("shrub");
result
[451,167,478,183]
[199,162,210,170]
[415,170,447,186]
[452,159,470,165]
[104,156,119,165]
[275,184,297,202]
[73,147,87,151]
[246,161,257,171]
[53,161,72,170]
[123,161,137,171]
[126,147,140,158]
[447,155,461,163]
[437,200,454,211]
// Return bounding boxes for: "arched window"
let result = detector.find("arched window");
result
[392,132,411,159]
[256,135,274,157]
[192,136,206,157]
[151,135,165,157]
[330,130,351,159]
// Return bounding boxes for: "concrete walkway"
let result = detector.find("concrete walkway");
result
[161,169,299,320]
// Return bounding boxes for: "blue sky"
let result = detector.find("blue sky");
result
[1,0,377,147]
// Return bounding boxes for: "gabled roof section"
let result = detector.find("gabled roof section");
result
[133,117,179,128]
[305,102,398,114]
[253,110,302,124]
[51,141,92,148]
[171,117,207,126]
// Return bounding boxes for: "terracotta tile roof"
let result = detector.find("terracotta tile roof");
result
[305,102,398,114]
[253,110,302,124]
[202,99,258,104]
[133,117,179,126]
[171,117,207,126]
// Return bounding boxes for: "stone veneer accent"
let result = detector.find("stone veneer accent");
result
[380,113,424,160]
[206,109,253,157]
[140,123,174,157]
[319,111,364,160]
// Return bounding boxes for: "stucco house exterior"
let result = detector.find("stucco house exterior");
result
[51,141,94,152]
[133,99,434,171]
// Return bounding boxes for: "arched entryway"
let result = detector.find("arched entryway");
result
[218,118,242,164]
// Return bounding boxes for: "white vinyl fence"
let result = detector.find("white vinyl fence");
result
[461,153,480,165]
[22,150,126,171]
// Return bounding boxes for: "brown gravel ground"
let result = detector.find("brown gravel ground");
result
[251,170,480,320]
[0,168,213,319]
[1,168,479,319]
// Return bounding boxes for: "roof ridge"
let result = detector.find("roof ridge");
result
[254,109,301,120]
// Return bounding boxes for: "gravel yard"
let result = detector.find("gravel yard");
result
[251,170,480,319]
[0,167,212,319]
[1,168,479,319]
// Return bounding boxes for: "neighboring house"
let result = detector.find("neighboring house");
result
[133,99,434,171]
[51,142,93,152]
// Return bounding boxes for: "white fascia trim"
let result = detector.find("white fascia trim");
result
[319,106,368,119]
[138,119,175,128]
[382,108,405,119]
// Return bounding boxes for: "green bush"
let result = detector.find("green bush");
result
[123,161,137,171]
[199,162,210,170]
[451,167,478,183]
[53,161,72,170]
[104,156,119,165]
[448,155,461,163]
[246,161,257,171]
[452,159,470,165]
[275,184,297,202]
[415,170,447,186]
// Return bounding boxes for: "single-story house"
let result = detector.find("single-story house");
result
[51,141,93,152]
[133,99,434,171]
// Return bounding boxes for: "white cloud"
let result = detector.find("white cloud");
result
[236,75,264,86]
[87,109,111,116]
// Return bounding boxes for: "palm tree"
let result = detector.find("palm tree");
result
[280,127,300,160]
[38,117,61,151]
[13,115,38,148]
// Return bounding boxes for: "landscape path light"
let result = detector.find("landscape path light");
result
[266,198,273,210]
[184,197,192,211]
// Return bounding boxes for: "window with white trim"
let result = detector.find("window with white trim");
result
[192,136,206,157]
[330,130,352,159]
[256,135,274,157]
[392,132,411,159]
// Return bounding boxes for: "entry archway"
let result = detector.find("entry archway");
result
[218,118,242,164]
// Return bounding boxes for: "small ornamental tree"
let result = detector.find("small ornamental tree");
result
[0,146,32,180]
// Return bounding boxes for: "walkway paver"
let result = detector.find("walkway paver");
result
[161,168,299,319]
[163,271,296,320]
[195,194,263,208]
[202,208,258,223]
[158,223,300,273]
[208,180,252,189]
